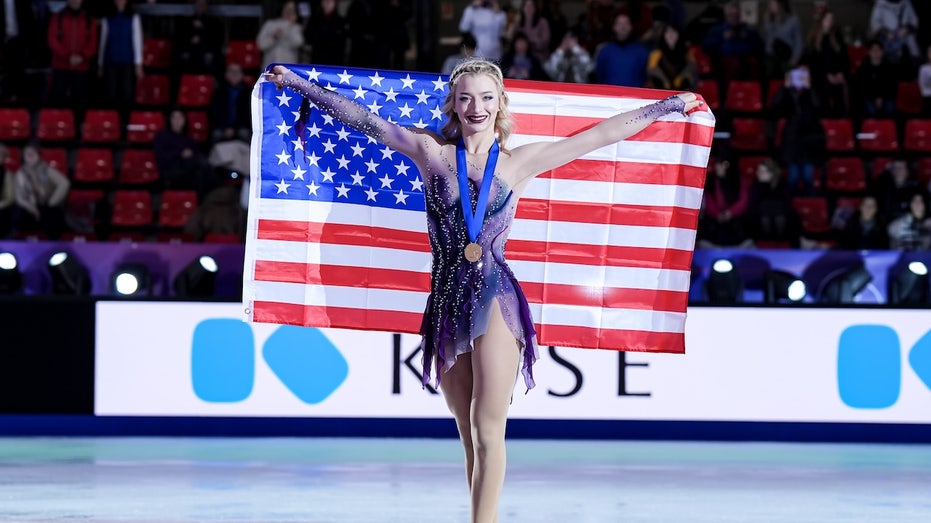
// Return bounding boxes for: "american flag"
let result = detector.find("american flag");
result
[243,64,715,353]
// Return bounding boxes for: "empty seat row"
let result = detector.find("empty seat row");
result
[0,108,209,144]
[143,38,261,71]
[67,188,198,230]
[735,155,931,192]
[729,117,931,153]
[3,146,159,186]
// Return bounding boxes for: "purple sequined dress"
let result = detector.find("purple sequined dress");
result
[420,170,538,391]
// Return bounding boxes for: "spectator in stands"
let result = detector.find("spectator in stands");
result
[0,0,39,103]
[646,24,698,90]
[805,9,849,117]
[887,190,931,250]
[760,0,803,80]
[0,144,13,237]
[97,0,143,118]
[683,0,724,48]
[771,67,826,196]
[47,0,99,114]
[855,40,898,117]
[540,0,568,52]
[745,158,801,248]
[616,0,653,41]
[209,63,251,144]
[869,0,920,69]
[516,0,550,63]
[257,0,304,70]
[183,185,245,242]
[371,0,412,69]
[835,195,889,250]
[544,29,593,83]
[175,0,223,76]
[920,43,931,116]
[871,158,920,223]
[10,143,70,240]
[702,1,762,84]
[459,0,507,61]
[594,12,648,87]
[698,151,750,248]
[154,109,215,200]
[346,0,376,67]
[442,33,478,76]
[500,32,549,81]
[304,0,347,65]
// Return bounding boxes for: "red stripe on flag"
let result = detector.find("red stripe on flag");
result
[516,199,699,229]
[520,281,688,312]
[538,160,707,188]
[535,323,685,353]
[257,219,431,251]
[254,261,430,291]
[252,301,423,333]
[513,113,714,146]
[505,240,693,270]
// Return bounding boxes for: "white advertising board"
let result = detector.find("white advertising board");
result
[95,302,931,423]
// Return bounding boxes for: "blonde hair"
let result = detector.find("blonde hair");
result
[441,59,514,152]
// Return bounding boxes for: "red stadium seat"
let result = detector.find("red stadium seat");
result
[904,119,931,152]
[835,196,863,213]
[690,45,712,77]
[730,118,767,151]
[39,147,68,175]
[119,149,159,185]
[177,74,215,107]
[737,155,767,182]
[0,108,31,141]
[143,38,172,69]
[186,111,210,143]
[73,148,115,184]
[3,146,20,172]
[846,45,868,74]
[870,156,892,179]
[81,109,121,143]
[858,119,899,152]
[135,74,171,106]
[226,39,262,70]
[917,158,931,187]
[696,81,720,111]
[724,80,763,113]
[895,82,922,115]
[825,157,866,193]
[766,79,784,108]
[127,111,165,144]
[36,109,75,141]
[158,189,199,228]
[792,196,830,234]
[821,118,855,152]
[111,190,153,227]
[65,189,105,236]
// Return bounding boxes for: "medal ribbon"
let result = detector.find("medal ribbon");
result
[456,136,499,244]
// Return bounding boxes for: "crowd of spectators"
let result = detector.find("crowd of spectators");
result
[0,0,930,253]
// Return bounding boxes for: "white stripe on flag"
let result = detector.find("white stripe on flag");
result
[507,134,711,168]
[521,177,704,209]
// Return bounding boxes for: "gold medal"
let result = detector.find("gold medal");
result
[464,242,482,263]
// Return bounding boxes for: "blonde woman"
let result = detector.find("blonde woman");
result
[267,60,699,523]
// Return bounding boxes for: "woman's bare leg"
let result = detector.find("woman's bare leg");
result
[469,301,521,523]
[440,352,475,490]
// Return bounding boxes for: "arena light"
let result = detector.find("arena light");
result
[888,261,929,305]
[0,251,23,294]
[704,258,742,304]
[48,252,91,295]
[173,255,219,298]
[110,263,152,297]
[764,270,806,304]
[820,264,872,304]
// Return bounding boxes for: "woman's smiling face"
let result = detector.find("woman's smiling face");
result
[453,73,500,134]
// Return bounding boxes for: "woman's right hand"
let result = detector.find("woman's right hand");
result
[265,65,297,89]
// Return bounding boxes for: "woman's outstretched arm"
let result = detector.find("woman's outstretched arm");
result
[507,93,701,187]
[265,65,441,160]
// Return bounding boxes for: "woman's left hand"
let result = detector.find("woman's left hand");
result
[677,92,703,114]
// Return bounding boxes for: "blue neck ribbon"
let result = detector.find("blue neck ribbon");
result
[455,137,500,243]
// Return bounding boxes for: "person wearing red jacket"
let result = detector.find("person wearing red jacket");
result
[47,0,99,112]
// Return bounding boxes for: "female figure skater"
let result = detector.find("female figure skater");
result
[267,60,699,523]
